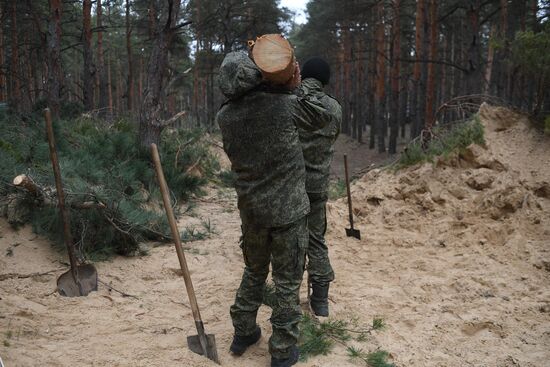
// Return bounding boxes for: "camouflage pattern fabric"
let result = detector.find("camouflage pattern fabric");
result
[306,192,335,285]
[216,52,332,228]
[230,216,308,359]
[297,78,342,194]
[296,78,341,287]
[217,51,332,359]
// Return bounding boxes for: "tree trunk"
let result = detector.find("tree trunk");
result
[368,29,376,150]
[0,3,7,103]
[10,2,21,111]
[389,0,401,154]
[483,24,495,95]
[464,0,481,95]
[424,0,438,130]
[411,0,425,138]
[82,0,94,111]
[126,0,134,112]
[97,0,109,118]
[138,0,182,149]
[46,0,63,118]
[374,2,387,153]
[342,27,351,136]
[107,55,113,116]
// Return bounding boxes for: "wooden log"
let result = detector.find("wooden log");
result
[13,174,41,196]
[249,34,295,85]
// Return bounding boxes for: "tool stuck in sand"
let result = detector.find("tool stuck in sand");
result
[150,144,219,364]
[344,154,361,240]
[44,108,98,297]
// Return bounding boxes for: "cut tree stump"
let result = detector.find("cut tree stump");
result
[249,34,295,84]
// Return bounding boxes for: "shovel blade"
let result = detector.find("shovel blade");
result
[187,334,219,364]
[346,228,361,240]
[57,263,98,297]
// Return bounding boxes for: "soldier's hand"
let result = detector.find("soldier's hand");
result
[285,61,301,90]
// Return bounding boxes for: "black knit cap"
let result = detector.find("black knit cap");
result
[301,57,331,85]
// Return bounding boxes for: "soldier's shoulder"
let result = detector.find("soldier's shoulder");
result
[323,93,341,106]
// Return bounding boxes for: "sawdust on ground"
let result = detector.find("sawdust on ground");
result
[1,104,549,367]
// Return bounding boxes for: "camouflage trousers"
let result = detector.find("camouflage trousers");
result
[306,192,335,285]
[230,215,308,359]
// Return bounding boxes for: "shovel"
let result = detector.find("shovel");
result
[44,108,98,297]
[344,154,361,240]
[150,143,219,364]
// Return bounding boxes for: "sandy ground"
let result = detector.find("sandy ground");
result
[1,105,549,367]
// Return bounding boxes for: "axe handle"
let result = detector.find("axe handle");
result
[344,154,355,229]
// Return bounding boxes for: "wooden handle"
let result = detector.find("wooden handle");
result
[44,108,79,277]
[344,154,354,229]
[150,143,203,324]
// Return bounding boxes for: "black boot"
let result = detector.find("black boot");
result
[271,345,299,367]
[230,326,261,356]
[310,283,329,317]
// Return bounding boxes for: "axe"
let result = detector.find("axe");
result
[344,154,361,239]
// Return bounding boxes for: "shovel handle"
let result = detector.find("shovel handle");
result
[44,109,79,279]
[344,154,354,229]
[150,144,204,324]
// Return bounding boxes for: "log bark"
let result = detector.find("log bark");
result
[13,175,42,197]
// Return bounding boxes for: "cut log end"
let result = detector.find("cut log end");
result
[13,174,40,196]
[250,34,295,84]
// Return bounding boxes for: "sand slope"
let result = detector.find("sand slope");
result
[1,105,549,366]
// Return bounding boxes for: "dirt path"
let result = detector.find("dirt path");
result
[1,105,549,366]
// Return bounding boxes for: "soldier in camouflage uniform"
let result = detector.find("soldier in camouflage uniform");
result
[216,51,332,367]
[297,57,342,317]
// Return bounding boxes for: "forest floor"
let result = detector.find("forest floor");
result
[1,105,549,367]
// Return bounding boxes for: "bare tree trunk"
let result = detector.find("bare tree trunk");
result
[107,54,113,115]
[82,0,94,111]
[425,0,438,130]
[389,0,401,154]
[46,0,63,118]
[138,0,182,149]
[97,0,109,118]
[484,24,496,95]
[10,2,21,110]
[126,0,134,112]
[465,0,481,95]
[139,55,143,106]
[374,2,386,153]
[410,0,425,138]
[356,36,364,143]
[342,27,351,136]
[0,3,7,102]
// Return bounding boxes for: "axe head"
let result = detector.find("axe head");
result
[346,227,361,240]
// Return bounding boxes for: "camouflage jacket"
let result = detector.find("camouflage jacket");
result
[297,78,342,193]
[216,52,332,227]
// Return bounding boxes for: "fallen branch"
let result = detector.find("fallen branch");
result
[0,269,62,281]
[13,174,42,197]
[98,279,139,299]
